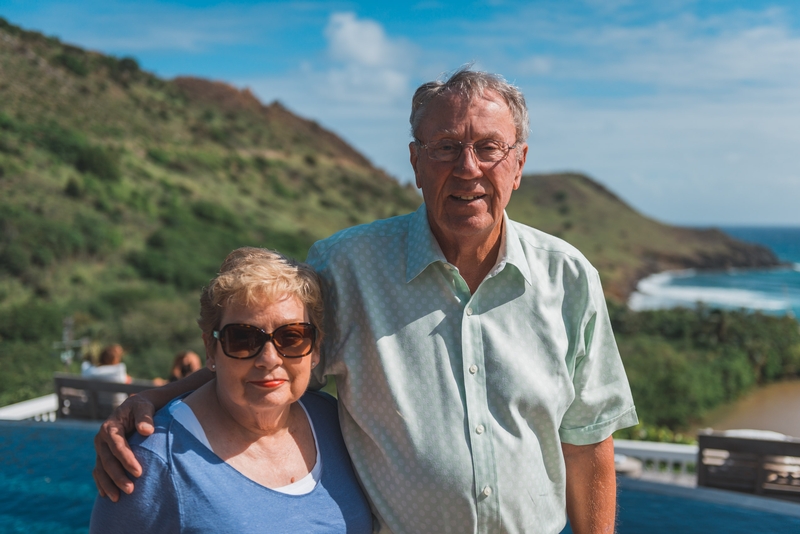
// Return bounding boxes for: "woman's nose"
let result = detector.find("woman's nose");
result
[254,341,283,368]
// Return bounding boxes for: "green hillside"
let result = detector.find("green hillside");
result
[0,18,420,404]
[506,173,778,300]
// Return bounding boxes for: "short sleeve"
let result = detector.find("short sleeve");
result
[89,448,180,533]
[558,269,638,445]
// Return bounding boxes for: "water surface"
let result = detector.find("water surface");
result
[698,380,800,439]
[629,226,800,317]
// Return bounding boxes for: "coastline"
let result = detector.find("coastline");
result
[628,264,800,316]
[608,230,782,302]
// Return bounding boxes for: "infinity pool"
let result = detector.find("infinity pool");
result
[2,420,800,533]
[0,420,97,533]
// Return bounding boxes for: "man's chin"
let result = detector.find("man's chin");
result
[438,215,501,242]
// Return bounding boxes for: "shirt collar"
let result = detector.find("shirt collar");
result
[406,204,532,286]
[498,213,532,286]
[406,204,447,283]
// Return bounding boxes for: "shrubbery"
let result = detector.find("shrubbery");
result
[3,116,121,181]
[53,51,89,76]
[0,301,63,343]
[75,144,121,182]
[0,203,122,275]
[0,302,68,405]
[610,302,800,431]
[128,201,313,291]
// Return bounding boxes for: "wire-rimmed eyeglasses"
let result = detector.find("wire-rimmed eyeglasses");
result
[415,138,517,163]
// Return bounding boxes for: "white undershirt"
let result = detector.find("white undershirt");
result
[169,399,322,495]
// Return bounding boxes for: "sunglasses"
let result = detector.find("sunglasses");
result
[212,323,317,359]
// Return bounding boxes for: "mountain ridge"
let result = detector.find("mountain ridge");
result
[506,172,778,299]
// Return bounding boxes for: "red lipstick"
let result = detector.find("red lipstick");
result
[249,379,286,388]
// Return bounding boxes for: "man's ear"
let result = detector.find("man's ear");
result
[513,143,528,190]
[409,142,422,189]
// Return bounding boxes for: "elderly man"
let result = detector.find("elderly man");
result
[94,68,637,534]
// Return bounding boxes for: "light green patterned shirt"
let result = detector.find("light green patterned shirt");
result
[307,204,637,534]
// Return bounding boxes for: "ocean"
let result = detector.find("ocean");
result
[629,227,800,317]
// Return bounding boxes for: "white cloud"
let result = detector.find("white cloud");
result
[519,55,552,75]
[326,12,403,67]
[582,24,800,89]
[318,12,416,104]
[241,12,419,179]
[524,88,800,224]
[247,12,416,107]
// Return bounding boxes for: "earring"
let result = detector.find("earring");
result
[311,362,317,368]
[212,364,216,370]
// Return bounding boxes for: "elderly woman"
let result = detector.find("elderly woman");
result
[89,248,373,533]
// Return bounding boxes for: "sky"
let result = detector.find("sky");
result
[3,0,799,226]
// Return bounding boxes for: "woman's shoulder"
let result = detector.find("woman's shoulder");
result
[300,390,337,411]
[300,389,337,409]
[299,391,340,427]
[128,402,181,461]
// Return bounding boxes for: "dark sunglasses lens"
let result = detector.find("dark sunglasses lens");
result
[272,324,315,357]
[222,325,266,359]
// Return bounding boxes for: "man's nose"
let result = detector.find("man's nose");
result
[453,144,482,178]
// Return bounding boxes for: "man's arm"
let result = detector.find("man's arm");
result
[93,368,214,501]
[562,436,617,534]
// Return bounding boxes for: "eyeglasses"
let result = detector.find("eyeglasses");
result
[415,138,517,163]
[212,323,317,359]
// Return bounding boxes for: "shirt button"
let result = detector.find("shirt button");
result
[482,486,492,497]
[476,424,484,434]
[466,307,473,316]
[469,364,478,374]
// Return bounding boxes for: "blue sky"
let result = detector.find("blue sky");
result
[3,0,799,225]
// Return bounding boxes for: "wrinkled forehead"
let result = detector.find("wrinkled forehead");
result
[417,90,515,137]
[431,88,509,112]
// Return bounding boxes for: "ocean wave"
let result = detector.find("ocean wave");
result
[629,271,791,312]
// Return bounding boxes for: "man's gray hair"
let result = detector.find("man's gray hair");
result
[410,67,529,144]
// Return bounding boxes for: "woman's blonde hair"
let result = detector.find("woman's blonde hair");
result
[197,248,324,344]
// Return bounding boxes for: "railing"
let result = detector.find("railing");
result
[697,429,800,502]
[615,438,698,485]
[0,375,157,423]
[0,394,59,421]
[54,373,153,420]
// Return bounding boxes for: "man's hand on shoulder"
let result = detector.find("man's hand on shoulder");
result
[93,394,155,502]
[92,367,215,501]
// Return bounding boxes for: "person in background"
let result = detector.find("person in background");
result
[81,344,131,407]
[89,247,373,533]
[168,350,202,382]
[82,344,131,383]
